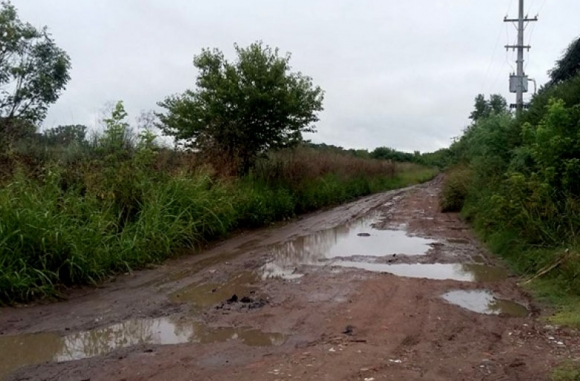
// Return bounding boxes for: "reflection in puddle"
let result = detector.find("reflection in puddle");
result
[0,317,285,379]
[170,272,260,306]
[261,213,437,279]
[334,262,508,282]
[442,290,528,317]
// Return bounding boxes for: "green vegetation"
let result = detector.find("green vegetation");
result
[0,1,70,144]
[440,166,472,213]
[0,2,436,304]
[158,42,324,175]
[440,36,580,327]
[0,104,435,303]
[552,362,580,381]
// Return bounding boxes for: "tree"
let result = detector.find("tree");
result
[0,1,71,126]
[469,94,508,121]
[548,36,580,86]
[157,42,324,174]
[42,125,87,146]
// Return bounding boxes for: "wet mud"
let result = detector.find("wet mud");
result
[1,177,579,381]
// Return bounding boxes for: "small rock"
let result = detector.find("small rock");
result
[227,294,238,303]
[240,296,252,303]
[548,336,555,340]
[343,325,355,335]
[358,233,371,237]
[556,341,565,346]
[329,347,336,352]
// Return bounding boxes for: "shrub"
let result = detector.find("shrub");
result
[440,166,472,212]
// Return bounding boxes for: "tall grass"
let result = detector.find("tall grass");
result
[0,143,437,304]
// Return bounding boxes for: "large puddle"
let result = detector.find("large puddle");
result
[0,317,285,379]
[334,262,508,282]
[261,213,437,279]
[442,290,528,317]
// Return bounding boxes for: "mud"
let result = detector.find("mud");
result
[1,176,579,381]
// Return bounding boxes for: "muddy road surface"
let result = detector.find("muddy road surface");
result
[2,177,579,381]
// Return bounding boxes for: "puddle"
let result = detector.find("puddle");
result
[170,272,260,307]
[261,213,437,279]
[0,317,285,379]
[262,262,304,280]
[334,262,508,282]
[442,290,528,317]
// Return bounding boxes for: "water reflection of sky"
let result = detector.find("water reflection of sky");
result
[442,290,528,317]
[261,212,437,279]
[334,262,508,282]
[0,317,285,379]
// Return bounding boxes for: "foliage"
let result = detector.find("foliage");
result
[157,42,324,175]
[0,1,70,127]
[0,103,436,303]
[549,36,580,87]
[469,94,508,121]
[441,37,580,328]
[370,146,419,163]
[440,166,472,212]
[42,125,88,147]
[551,362,580,381]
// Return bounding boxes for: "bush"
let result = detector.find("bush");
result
[440,166,472,212]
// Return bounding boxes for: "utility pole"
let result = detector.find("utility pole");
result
[504,0,537,111]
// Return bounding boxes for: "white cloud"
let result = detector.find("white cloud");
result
[12,0,580,152]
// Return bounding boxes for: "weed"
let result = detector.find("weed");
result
[552,362,580,381]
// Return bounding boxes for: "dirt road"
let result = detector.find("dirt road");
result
[1,177,579,381]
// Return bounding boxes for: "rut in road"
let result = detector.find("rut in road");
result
[1,177,579,381]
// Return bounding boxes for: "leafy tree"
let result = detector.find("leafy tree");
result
[157,42,324,174]
[370,146,416,163]
[42,125,87,146]
[98,101,133,157]
[0,0,70,148]
[469,94,508,121]
[522,99,580,195]
[548,36,580,86]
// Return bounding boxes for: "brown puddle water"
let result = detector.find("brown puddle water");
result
[0,317,285,379]
[170,271,260,307]
[442,290,528,317]
[261,213,437,279]
[333,262,508,282]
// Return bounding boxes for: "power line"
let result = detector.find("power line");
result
[504,0,537,111]
[537,0,548,15]
[481,23,505,89]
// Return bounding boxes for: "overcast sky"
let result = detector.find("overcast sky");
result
[12,0,580,152]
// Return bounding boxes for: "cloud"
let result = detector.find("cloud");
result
[12,0,580,152]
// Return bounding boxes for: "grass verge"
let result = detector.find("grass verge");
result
[0,150,437,304]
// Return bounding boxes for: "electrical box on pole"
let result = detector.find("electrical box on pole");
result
[504,0,537,111]
[509,74,529,93]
